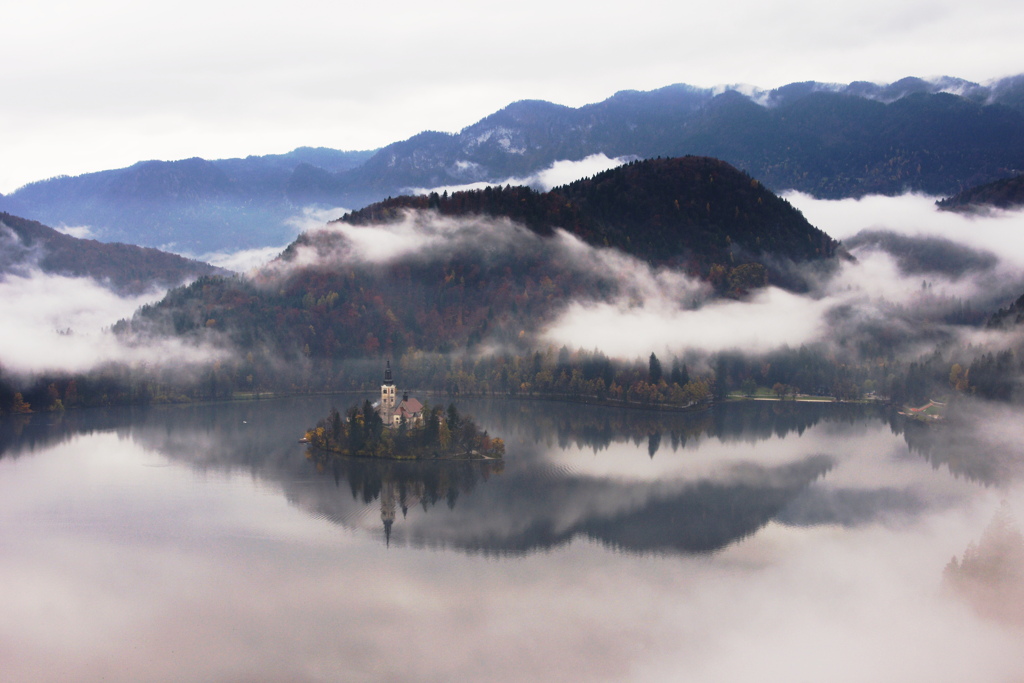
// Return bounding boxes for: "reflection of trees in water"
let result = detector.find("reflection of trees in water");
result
[465,398,882,456]
[0,407,152,461]
[0,398,885,556]
[895,410,1024,486]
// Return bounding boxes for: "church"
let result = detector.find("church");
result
[376,360,424,428]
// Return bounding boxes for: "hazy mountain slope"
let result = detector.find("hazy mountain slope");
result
[120,157,838,363]
[0,150,375,253]
[0,212,225,294]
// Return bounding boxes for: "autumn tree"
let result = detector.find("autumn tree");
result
[11,393,32,414]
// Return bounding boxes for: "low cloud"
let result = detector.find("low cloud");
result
[407,153,632,196]
[53,224,95,240]
[545,194,1024,360]
[285,205,352,233]
[179,206,352,273]
[0,269,225,375]
[199,245,289,273]
[261,209,709,309]
[14,192,1022,378]
[546,287,826,358]
[785,191,1024,270]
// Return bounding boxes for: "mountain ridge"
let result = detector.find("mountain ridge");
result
[3,75,1023,253]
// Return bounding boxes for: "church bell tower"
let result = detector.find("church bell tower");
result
[381,360,396,418]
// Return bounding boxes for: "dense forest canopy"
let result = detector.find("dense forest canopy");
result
[107,157,838,374]
[340,156,838,269]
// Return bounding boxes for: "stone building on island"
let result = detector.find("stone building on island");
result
[376,360,424,428]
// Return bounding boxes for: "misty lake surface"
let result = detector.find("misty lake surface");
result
[2,396,1023,682]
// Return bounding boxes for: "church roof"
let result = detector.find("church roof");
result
[383,359,394,386]
[398,397,423,415]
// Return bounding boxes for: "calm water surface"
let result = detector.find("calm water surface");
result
[1,396,1023,682]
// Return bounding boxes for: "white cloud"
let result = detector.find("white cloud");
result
[0,270,224,375]
[407,153,631,196]
[785,191,1024,270]
[198,246,288,274]
[53,224,95,240]
[284,205,352,233]
[545,287,830,358]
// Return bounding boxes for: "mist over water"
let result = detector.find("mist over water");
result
[1,397,1022,682]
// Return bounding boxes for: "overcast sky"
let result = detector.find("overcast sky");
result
[1,0,1021,194]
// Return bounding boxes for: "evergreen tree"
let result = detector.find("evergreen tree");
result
[649,353,663,384]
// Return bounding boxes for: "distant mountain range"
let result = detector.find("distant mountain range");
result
[0,148,374,254]
[0,212,224,294]
[2,75,1023,254]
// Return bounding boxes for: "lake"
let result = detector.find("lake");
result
[1,396,1023,682]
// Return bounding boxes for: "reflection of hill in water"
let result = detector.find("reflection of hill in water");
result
[416,456,834,556]
[891,404,1024,486]
[2,398,885,555]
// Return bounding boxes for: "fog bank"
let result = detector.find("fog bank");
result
[0,269,224,375]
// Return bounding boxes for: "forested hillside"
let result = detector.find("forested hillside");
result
[115,157,837,369]
[342,156,837,269]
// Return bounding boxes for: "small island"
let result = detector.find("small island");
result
[304,362,504,460]
[304,400,504,460]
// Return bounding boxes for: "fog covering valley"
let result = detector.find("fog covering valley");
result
[4,164,1024,679]
[4,180,1024,403]
[6,0,1024,668]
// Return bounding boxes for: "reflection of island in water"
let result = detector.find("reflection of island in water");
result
[4,396,986,556]
[304,440,831,554]
[306,450,505,546]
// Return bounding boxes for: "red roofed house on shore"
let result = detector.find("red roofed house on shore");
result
[376,360,425,428]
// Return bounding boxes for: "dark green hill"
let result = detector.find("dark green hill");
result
[937,174,1024,212]
[341,156,837,272]
[0,212,224,294]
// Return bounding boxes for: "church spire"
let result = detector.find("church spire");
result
[383,359,394,386]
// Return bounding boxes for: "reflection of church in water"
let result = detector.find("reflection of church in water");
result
[379,479,426,547]
[375,361,424,428]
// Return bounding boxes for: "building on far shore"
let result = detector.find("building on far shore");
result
[376,360,424,428]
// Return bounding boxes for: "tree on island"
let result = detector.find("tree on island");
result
[305,402,504,460]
